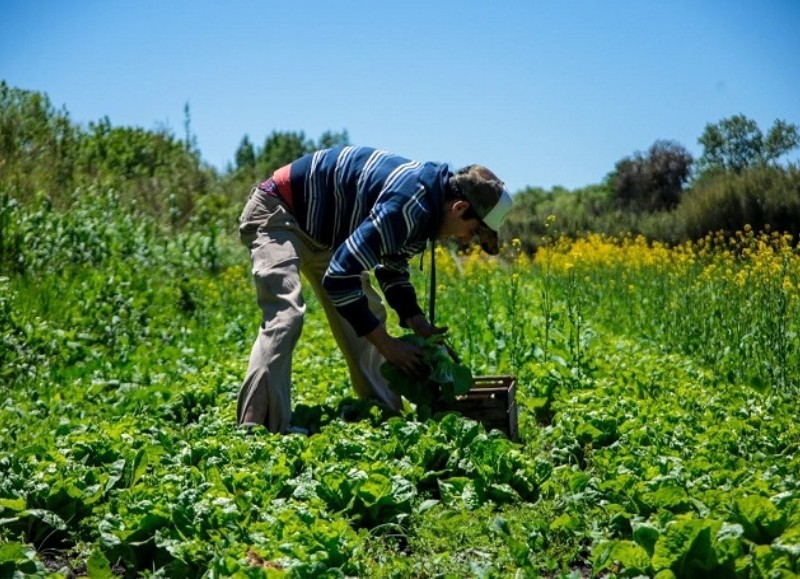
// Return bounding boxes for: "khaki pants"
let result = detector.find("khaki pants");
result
[236,188,401,433]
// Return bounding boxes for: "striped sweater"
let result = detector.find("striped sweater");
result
[279,146,449,336]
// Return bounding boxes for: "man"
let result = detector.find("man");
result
[237,145,513,433]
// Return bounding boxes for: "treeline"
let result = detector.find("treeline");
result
[2,80,799,255]
[0,81,347,229]
[504,117,800,250]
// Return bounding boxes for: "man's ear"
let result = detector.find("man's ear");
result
[452,199,470,217]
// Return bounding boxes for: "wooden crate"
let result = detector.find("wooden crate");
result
[434,375,518,441]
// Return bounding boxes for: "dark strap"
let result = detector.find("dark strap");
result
[428,240,436,324]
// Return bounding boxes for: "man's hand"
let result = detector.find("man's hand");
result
[406,314,461,363]
[367,324,426,380]
[405,313,448,338]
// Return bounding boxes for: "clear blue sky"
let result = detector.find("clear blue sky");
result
[2,1,799,193]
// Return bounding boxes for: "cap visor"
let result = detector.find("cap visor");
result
[478,223,500,255]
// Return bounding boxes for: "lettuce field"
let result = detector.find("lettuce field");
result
[2,192,800,578]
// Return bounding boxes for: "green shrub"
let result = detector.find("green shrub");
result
[677,165,800,239]
[502,184,615,251]
[0,185,238,277]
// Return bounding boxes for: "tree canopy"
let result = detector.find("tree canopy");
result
[612,140,693,213]
[698,114,800,175]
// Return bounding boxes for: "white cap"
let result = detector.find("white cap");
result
[482,187,513,232]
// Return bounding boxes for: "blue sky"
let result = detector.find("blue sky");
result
[2,1,798,193]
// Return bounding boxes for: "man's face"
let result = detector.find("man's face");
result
[439,200,482,246]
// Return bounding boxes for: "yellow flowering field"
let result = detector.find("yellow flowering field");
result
[432,227,800,393]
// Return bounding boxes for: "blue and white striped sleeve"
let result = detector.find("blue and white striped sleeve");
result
[322,195,424,336]
[374,255,424,328]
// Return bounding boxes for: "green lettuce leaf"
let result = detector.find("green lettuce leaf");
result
[380,334,473,420]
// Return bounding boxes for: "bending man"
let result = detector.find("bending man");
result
[237,145,513,433]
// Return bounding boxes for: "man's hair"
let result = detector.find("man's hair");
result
[446,171,481,222]
[446,164,509,256]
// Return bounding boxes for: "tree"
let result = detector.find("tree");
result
[612,140,693,212]
[234,135,256,170]
[256,131,310,178]
[765,119,800,163]
[0,81,79,203]
[698,114,800,175]
[316,129,350,150]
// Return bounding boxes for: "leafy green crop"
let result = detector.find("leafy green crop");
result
[379,334,473,420]
[3,186,800,577]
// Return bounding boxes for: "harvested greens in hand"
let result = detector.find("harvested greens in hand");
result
[380,334,473,420]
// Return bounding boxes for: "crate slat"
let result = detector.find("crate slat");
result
[433,375,518,441]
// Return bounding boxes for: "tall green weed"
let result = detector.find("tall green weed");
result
[678,165,800,239]
[0,187,237,277]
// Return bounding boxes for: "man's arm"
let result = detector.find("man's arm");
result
[404,313,448,337]
[323,193,435,376]
[374,258,423,327]
[365,324,426,379]
[323,196,424,335]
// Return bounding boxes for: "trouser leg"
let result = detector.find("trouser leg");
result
[237,193,307,433]
[303,263,402,412]
[236,262,304,433]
